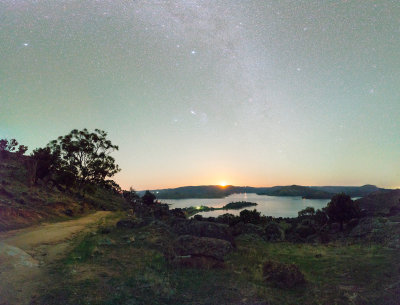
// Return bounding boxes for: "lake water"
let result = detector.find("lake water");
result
[161,193,331,218]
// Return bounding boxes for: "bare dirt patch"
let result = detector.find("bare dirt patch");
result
[0,211,112,305]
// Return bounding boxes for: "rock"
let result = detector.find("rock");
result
[173,235,233,261]
[97,238,115,246]
[262,260,306,288]
[172,255,224,269]
[349,217,384,237]
[232,222,264,237]
[122,235,136,244]
[64,209,74,216]
[170,219,235,245]
[116,218,148,229]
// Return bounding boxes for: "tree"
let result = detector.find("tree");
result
[298,206,315,218]
[314,209,328,226]
[47,129,120,188]
[239,209,261,224]
[326,193,360,230]
[31,147,63,183]
[0,138,28,159]
[123,187,140,203]
[142,190,156,205]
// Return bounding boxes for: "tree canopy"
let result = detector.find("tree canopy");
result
[47,128,120,186]
[326,193,360,230]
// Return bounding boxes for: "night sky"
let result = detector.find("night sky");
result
[1,1,399,190]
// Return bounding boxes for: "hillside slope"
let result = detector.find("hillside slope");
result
[0,153,126,231]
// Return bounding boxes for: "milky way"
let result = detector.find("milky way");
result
[1,0,399,189]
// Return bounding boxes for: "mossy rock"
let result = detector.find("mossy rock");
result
[262,260,306,288]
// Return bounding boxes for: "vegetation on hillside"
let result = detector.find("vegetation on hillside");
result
[0,130,125,231]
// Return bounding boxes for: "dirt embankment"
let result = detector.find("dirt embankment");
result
[0,211,112,305]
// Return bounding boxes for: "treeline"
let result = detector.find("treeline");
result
[0,129,121,195]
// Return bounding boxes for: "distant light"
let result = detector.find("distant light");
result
[196,206,201,210]
[23,43,29,46]
[191,50,196,54]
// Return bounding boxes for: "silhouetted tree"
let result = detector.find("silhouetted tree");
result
[46,129,120,189]
[31,147,63,183]
[0,138,28,159]
[314,209,328,226]
[326,193,360,230]
[239,209,261,224]
[298,206,315,218]
[142,190,156,205]
[123,187,140,203]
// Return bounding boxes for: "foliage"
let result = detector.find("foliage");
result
[0,138,28,158]
[223,201,257,210]
[326,193,360,230]
[314,209,328,226]
[298,206,315,218]
[142,190,156,205]
[123,187,139,203]
[239,209,261,224]
[47,129,120,187]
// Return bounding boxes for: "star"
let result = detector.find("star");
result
[191,50,196,55]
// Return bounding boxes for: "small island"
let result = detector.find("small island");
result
[182,201,257,217]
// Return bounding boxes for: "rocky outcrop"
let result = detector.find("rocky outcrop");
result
[173,235,233,261]
[170,219,235,245]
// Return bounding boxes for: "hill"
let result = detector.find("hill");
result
[0,152,126,231]
[355,189,400,216]
[142,184,386,200]
[257,185,334,199]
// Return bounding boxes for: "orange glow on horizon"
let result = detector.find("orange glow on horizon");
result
[219,181,228,187]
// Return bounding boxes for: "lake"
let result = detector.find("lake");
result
[160,193,331,218]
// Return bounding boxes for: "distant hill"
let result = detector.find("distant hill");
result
[141,184,387,200]
[355,189,400,216]
[311,185,383,197]
[257,185,333,199]
[139,185,271,199]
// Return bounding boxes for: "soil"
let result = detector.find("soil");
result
[0,211,111,305]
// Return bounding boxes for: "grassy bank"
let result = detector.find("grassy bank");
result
[32,214,400,305]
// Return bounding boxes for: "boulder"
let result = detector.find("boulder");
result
[116,218,149,229]
[262,260,306,288]
[231,222,264,237]
[349,217,384,238]
[173,235,233,261]
[170,219,234,245]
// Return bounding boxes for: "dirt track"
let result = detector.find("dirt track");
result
[0,211,111,305]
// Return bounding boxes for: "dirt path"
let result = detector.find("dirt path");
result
[0,211,112,305]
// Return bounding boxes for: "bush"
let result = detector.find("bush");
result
[326,193,360,230]
[262,260,306,288]
[142,190,156,205]
[264,222,284,241]
[239,209,261,224]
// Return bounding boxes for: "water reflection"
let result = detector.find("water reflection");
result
[161,193,331,218]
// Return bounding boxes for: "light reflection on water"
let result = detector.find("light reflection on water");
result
[161,193,331,218]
